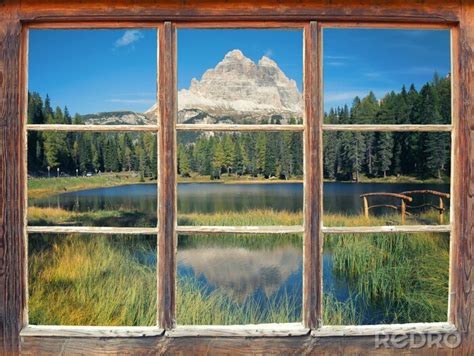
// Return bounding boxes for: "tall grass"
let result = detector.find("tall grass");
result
[27,209,450,326]
[177,276,301,325]
[324,232,449,324]
[29,206,448,227]
[28,234,156,326]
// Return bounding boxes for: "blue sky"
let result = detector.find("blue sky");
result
[28,29,158,115]
[323,28,450,109]
[28,28,450,115]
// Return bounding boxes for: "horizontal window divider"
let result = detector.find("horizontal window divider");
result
[176,124,304,132]
[174,21,307,29]
[312,322,456,338]
[20,325,164,338]
[26,226,158,235]
[322,124,452,132]
[27,124,160,132]
[176,225,304,235]
[322,225,451,234]
[166,323,309,338]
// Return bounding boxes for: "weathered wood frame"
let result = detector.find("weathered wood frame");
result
[1,1,473,354]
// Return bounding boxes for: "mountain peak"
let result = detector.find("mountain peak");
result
[157,49,302,124]
[258,55,278,67]
[224,49,245,60]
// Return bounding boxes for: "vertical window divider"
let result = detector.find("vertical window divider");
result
[157,21,177,329]
[303,21,323,329]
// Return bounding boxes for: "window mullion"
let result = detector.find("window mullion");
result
[157,21,177,330]
[303,21,323,329]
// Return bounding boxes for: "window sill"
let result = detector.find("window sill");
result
[166,323,309,337]
[20,325,164,338]
[312,322,457,337]
[19,322,456,339]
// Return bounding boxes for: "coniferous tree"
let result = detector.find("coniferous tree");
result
[211,140,225,179]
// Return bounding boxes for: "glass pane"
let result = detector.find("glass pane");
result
[323,131,451,226]
[177,29,303,125]
[323,232,449,325]
[177,233,302,325]
[177,131,303,226]
[323,29,451,124]
[28,233,157,326]
[28,29,158,125]
[28,132,158,227]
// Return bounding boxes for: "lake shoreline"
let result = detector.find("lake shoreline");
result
[28,174,448,199]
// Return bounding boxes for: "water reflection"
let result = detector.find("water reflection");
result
[178,244,301,303]
[29,182,450,227]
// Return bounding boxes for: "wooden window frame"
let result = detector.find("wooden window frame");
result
[20,19,458,336]
[1,1,472,353]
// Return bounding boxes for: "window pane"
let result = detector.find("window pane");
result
[323,131,451,226]
[28,29,158,125]
[323,232,449,325]
[177,29,303,125]
[27,132,158,227]
[28,233,157,326]
[177,131,303,226]
[323,29,451,124]
[177,233,302,325]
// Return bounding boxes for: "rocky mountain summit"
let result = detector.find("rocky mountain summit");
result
[84,49,303,125]
[149,49,303,124]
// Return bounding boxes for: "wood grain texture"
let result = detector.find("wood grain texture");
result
[20,325,164,338]
[0,0,471,354]
[177,225,304,235]
[302,21,322,330]
[322,225,452,234]
[323,124,452,132]
[157,22,176,330]
[457,2,474,355]
[166,323,309,338]
[15,0,460,23]
[176,124,304,132]
[313,322,456,337]
[26,124,159,132]
[19,333,461,355]
[0,2,25,354]
[26,226,158,235]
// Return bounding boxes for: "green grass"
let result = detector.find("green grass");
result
[28,206,448,227]
[28,231,360,326]
[28,234,157,326]
[324,231,450,324]
[177,276,301,325]
[26,179,450,326]
[28,227,449,326]
[28,206,156,227]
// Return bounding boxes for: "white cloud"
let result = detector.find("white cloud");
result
[264,49,274,58]
[327,61,346,67]
[115,30,144,47]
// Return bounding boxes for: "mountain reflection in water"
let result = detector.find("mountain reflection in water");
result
[177,244,302,303]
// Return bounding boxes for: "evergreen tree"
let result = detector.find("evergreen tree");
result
[211,140,225,179]
[178,144,192,177]
[223,134,236,175]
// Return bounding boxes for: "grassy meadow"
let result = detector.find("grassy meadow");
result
[28,208,449,326]
[27,176,450,326]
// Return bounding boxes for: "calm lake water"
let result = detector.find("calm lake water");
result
[31,181,450,217]
[29,181,450,324]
